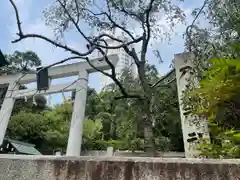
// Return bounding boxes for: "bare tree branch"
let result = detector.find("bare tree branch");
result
[93,34,143,49]
[10,0,142,100]
[57,0,143,51]
[10,0,161,102]
[115,0,143,22]
[106,0,112,16]
[9,0,23,36]
[103,12,136,40]
[81,2,136,40]
[145,0,154,44]
[94,47,134,98]
[141,0,155,63]
[57,0,92,44]
[87,37,143,100]
[74,0,80,24]
[62,77,88,93]
[151,69,175,88]
[123,47,141,67]
[39,56,84,71]
[9,0,95,57]
[114,94,143,100]
[186,0,209,51]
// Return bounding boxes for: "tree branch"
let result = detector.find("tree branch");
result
[74,0,80,24]
[86,41,142,100]
[123,47,141,67]
[9,0,144,101]
[38,56,84,72]
[81,2,136,40]
[186,0,208,51]
[95,47,130,97]
[9,0,23,36]
[93,34,143,49]
[57,1,143,51]
[151,69,175,88]
[141,0,155,63]
[103,11,136,40]
[57,0,92,44]
[9,0,95,57]
[145,0,154,43]
[114,94,143,100]
[115,0,143,22]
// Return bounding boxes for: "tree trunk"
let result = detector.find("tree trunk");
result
[142,101,156,157]
[143,121,156,156]
[137,62,156,156]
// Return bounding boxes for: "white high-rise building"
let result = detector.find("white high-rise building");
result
[97,33,137,90]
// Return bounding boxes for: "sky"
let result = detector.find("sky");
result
[0,0,204,105]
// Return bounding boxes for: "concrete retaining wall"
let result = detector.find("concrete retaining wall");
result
[113,151,185,158]
[0,155,239,180]
[81,150,185,158]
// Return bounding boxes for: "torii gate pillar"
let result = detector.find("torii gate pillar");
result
[66,70,88,156]
[0,81,19,143]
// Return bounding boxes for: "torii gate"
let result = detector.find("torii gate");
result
[0,54,118,156]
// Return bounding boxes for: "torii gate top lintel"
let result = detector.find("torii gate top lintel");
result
[0,54,119,85]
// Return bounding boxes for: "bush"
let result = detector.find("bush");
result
[185,55,240,158]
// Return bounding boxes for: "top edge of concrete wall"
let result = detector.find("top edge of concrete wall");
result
[0,155,239,164]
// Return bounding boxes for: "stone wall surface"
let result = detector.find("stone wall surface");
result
[80,150,185,158]
[0,155,239,180]
[113,151,185,158]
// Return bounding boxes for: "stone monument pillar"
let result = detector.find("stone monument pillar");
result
[174,52,210,158]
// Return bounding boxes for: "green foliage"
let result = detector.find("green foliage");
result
[41,102,72,150]
[185,52,240,158]
[185,0,240,78]
[200,129,240,158]
[44,0,185,41]
[96,65,183,152]
[154,136,172,152]
[8,106,70,152]
[185,1,240,157]
[0,51,46,113]
[82,119,107,150]
[6,51,41,71]
[42,101,110,151]
[7,100,109,152]
[13,94,48,115]
[207,0,240,37]
[152,84,183,151]
[7,110,49,149]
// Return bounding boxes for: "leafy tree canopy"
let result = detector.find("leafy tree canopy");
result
[184,45,240,158]
[0,51,47,113]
